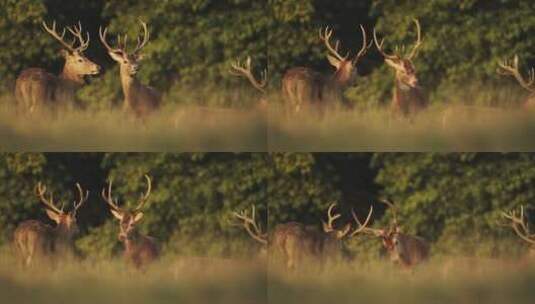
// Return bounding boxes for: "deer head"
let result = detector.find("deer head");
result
[102,175,152,242]
[374,19,423,89]
[232,205,268,245]
[99,20,150,77]
[319,25,372,84]
[35,182,89,238]
[502,205,535,246]
[498,55,535,95]
[43,21,101,82]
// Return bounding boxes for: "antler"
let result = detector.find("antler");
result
[498,55,535,93]
[380,199,399,228]
[101,179,121,212]
[407,19,422,60]
[99,25,124,53]
[502,206,535,245]
[43,21,90,53]
[72,183,89,215]
[134,175,152,211]
[230,56,267,93]
[132,19,150,54]
[35,182,63,214]
[232,205,268,245]
[350,206,383,237]
[322,202,352,238]
[353,24,373,64]
[374,18,422,60]
[319,27,347,62]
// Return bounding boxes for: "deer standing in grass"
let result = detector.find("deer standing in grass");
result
[102,175,159,269]
[230,56,268,109]
[99,20,161,118]
[374,19,427,117]
[352,200,429,268]
[501,206,535,260]
[15,21,101,112]
[13,182,88,266]
[497,55,535,109]
[282,25,371,112]
[233,203,371,270]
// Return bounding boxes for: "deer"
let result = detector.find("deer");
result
[497,55,535,109]
[15,21,101,112]
[101,175,159,269]
[99,20,161,118]
[13,182,89,267]
[230,56,268,109]
[282,25,372,113]
[351,199,429,269]
[501,205,535,261]
[233,203,371,270]
[373,19,427,117]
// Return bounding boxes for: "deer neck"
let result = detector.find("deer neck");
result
[331,65,353,88]
[60,64,85,85]
[123,230,143,251]
[119,66,139,109]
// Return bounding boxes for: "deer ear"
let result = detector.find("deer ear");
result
[133,212,144,223]
[45,209,61,223]
[59,49,70,58]
[136,53,145,61]
[108,51,124,62]
[384,58,404,71]
[110,209,123,220]
[326,54,341,69]
[322,220,331,232]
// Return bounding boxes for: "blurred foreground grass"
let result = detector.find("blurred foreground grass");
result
[4,94,535,150]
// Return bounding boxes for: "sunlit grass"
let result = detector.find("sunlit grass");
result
[3,93,535,151]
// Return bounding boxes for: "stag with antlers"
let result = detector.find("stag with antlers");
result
[282,25,372,113]
[374,19,427,117]
[99,20,161,118]
[102,175,159,269]
[230,56,268,109]
[13,182,89,266]
[15,21,101,112]
[498,55,535,109]
[351,199,429,268]
[501,206,535,259]
[233,203,369,270]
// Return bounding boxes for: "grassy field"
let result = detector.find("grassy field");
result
[2,246,534,304]
[4,95,535,151]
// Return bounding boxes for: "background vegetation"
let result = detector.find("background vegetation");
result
[2,0,535,108]
[0,153,532,260]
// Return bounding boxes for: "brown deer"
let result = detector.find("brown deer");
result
[351,200,429,268]
[99,20,161,118]
[102,175,159,269]
[15,21,101,112]
[501,206,535,260]
[13,182,88,266]
[230,56,268,109]
[282,25,371,112]
[374,19,427,117]
[233,203,371,270]
[497,55,535,109]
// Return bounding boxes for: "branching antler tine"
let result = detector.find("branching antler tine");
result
[373,27,397,60]
[407,18,422,60]
[73,183,89,212]
[502,206,535,245]
[133,19,150,54]
[229,57,267,93]
[135,175,152,211]
[101,179,120,211]
[35,182,63,214]
[99,26,117,52]
[43,20,77,52]
[350,206,374,235]
[319,26,344,61]
[354,24,371,62]
[232,206,267,245]
[498,55,535,92]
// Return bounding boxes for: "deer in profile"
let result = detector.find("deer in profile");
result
[497,55,535,109]
[374,19,427,117]
[102,175,159,269]
[352,200,429,269]
[99,20,161,118]
[282,25,371,112]
[233,203,371,270]
[13,182,88,267]
[230,56,268,109]
[15,21,101,112]
[501,206,535,261]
